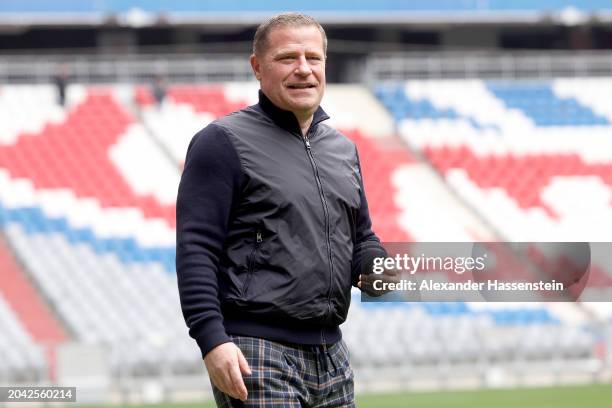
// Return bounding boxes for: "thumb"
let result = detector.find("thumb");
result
[237,348,252,376]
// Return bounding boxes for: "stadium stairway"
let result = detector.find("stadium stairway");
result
[323,84,395,138]
[0,233,67,378]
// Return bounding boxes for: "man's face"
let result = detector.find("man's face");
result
[251,25,326,120]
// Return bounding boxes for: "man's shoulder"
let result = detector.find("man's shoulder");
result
[191,106,258,141]
[213,105,263,130]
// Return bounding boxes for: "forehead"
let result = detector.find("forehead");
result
[265,25,324,55]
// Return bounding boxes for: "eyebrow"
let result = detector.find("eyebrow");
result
[273,51,297,59]
[273,50,324,59]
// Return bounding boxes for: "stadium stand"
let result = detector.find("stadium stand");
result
[0,80,610,396]
[375,78,612,242]
[374,77,612,308]
[0,85,194,377]
[1,0,612,403]
[344,300,596,370]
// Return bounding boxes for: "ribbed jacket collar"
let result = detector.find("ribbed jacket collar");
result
[258,90,330,136]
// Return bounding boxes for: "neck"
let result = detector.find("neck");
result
[297,115,314,137]
[257,90,330,136]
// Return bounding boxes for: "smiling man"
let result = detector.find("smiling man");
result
[176,12,387,408]
[250,19,325,135]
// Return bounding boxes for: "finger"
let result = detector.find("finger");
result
[219,371,240,401]
[237,349,252,376]
[213,365,240,400]
[360,275,385,296]
[228,360,248,401]
[210,372,231,397]
[361,274,377,284]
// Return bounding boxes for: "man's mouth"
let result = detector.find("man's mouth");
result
[287,83,316,89]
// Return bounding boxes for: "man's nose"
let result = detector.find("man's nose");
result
[294,56,312,75]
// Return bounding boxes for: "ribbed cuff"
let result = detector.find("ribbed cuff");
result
[352,240,388,285]
[191,319,232,359]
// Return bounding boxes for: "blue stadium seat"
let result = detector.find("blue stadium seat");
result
[487,83,610,126]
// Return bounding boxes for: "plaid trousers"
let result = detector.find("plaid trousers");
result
[212,335,355,408]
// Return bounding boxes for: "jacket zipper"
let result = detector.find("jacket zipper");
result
[243,229,262,296]
[302,135,334,333]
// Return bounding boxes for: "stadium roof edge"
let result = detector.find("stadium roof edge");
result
[2,10,612,27]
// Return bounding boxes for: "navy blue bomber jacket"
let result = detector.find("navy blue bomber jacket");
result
[176,91,386,358]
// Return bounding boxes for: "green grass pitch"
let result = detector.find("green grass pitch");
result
[97,383,612,408]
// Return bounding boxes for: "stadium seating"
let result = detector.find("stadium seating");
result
[375,79,612,243]
[374,78,612,322]
[343,299,596,369]
[0,81,609,386]
[369,78,612,370]
[0,85,194,376]
[135,83,253,164]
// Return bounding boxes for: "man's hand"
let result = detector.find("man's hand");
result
[358,269,401,297]
[204,342,252,401]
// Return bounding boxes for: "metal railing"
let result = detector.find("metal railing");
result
[1,50,612,84]
[0,53,254,84]
[364,50,612,82]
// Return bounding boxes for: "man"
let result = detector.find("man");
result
[53,63,69,107]
[176,12,387,407]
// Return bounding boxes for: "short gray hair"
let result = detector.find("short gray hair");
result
[253,12,327,57]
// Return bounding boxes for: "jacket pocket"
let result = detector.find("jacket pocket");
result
[242,228,263,298]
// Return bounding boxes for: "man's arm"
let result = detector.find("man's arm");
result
[176,123,251,401]
[350,148,388,287]
[176,123,241,357]
[349,148,402,297]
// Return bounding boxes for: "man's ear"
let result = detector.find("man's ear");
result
[250,54,261,81]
